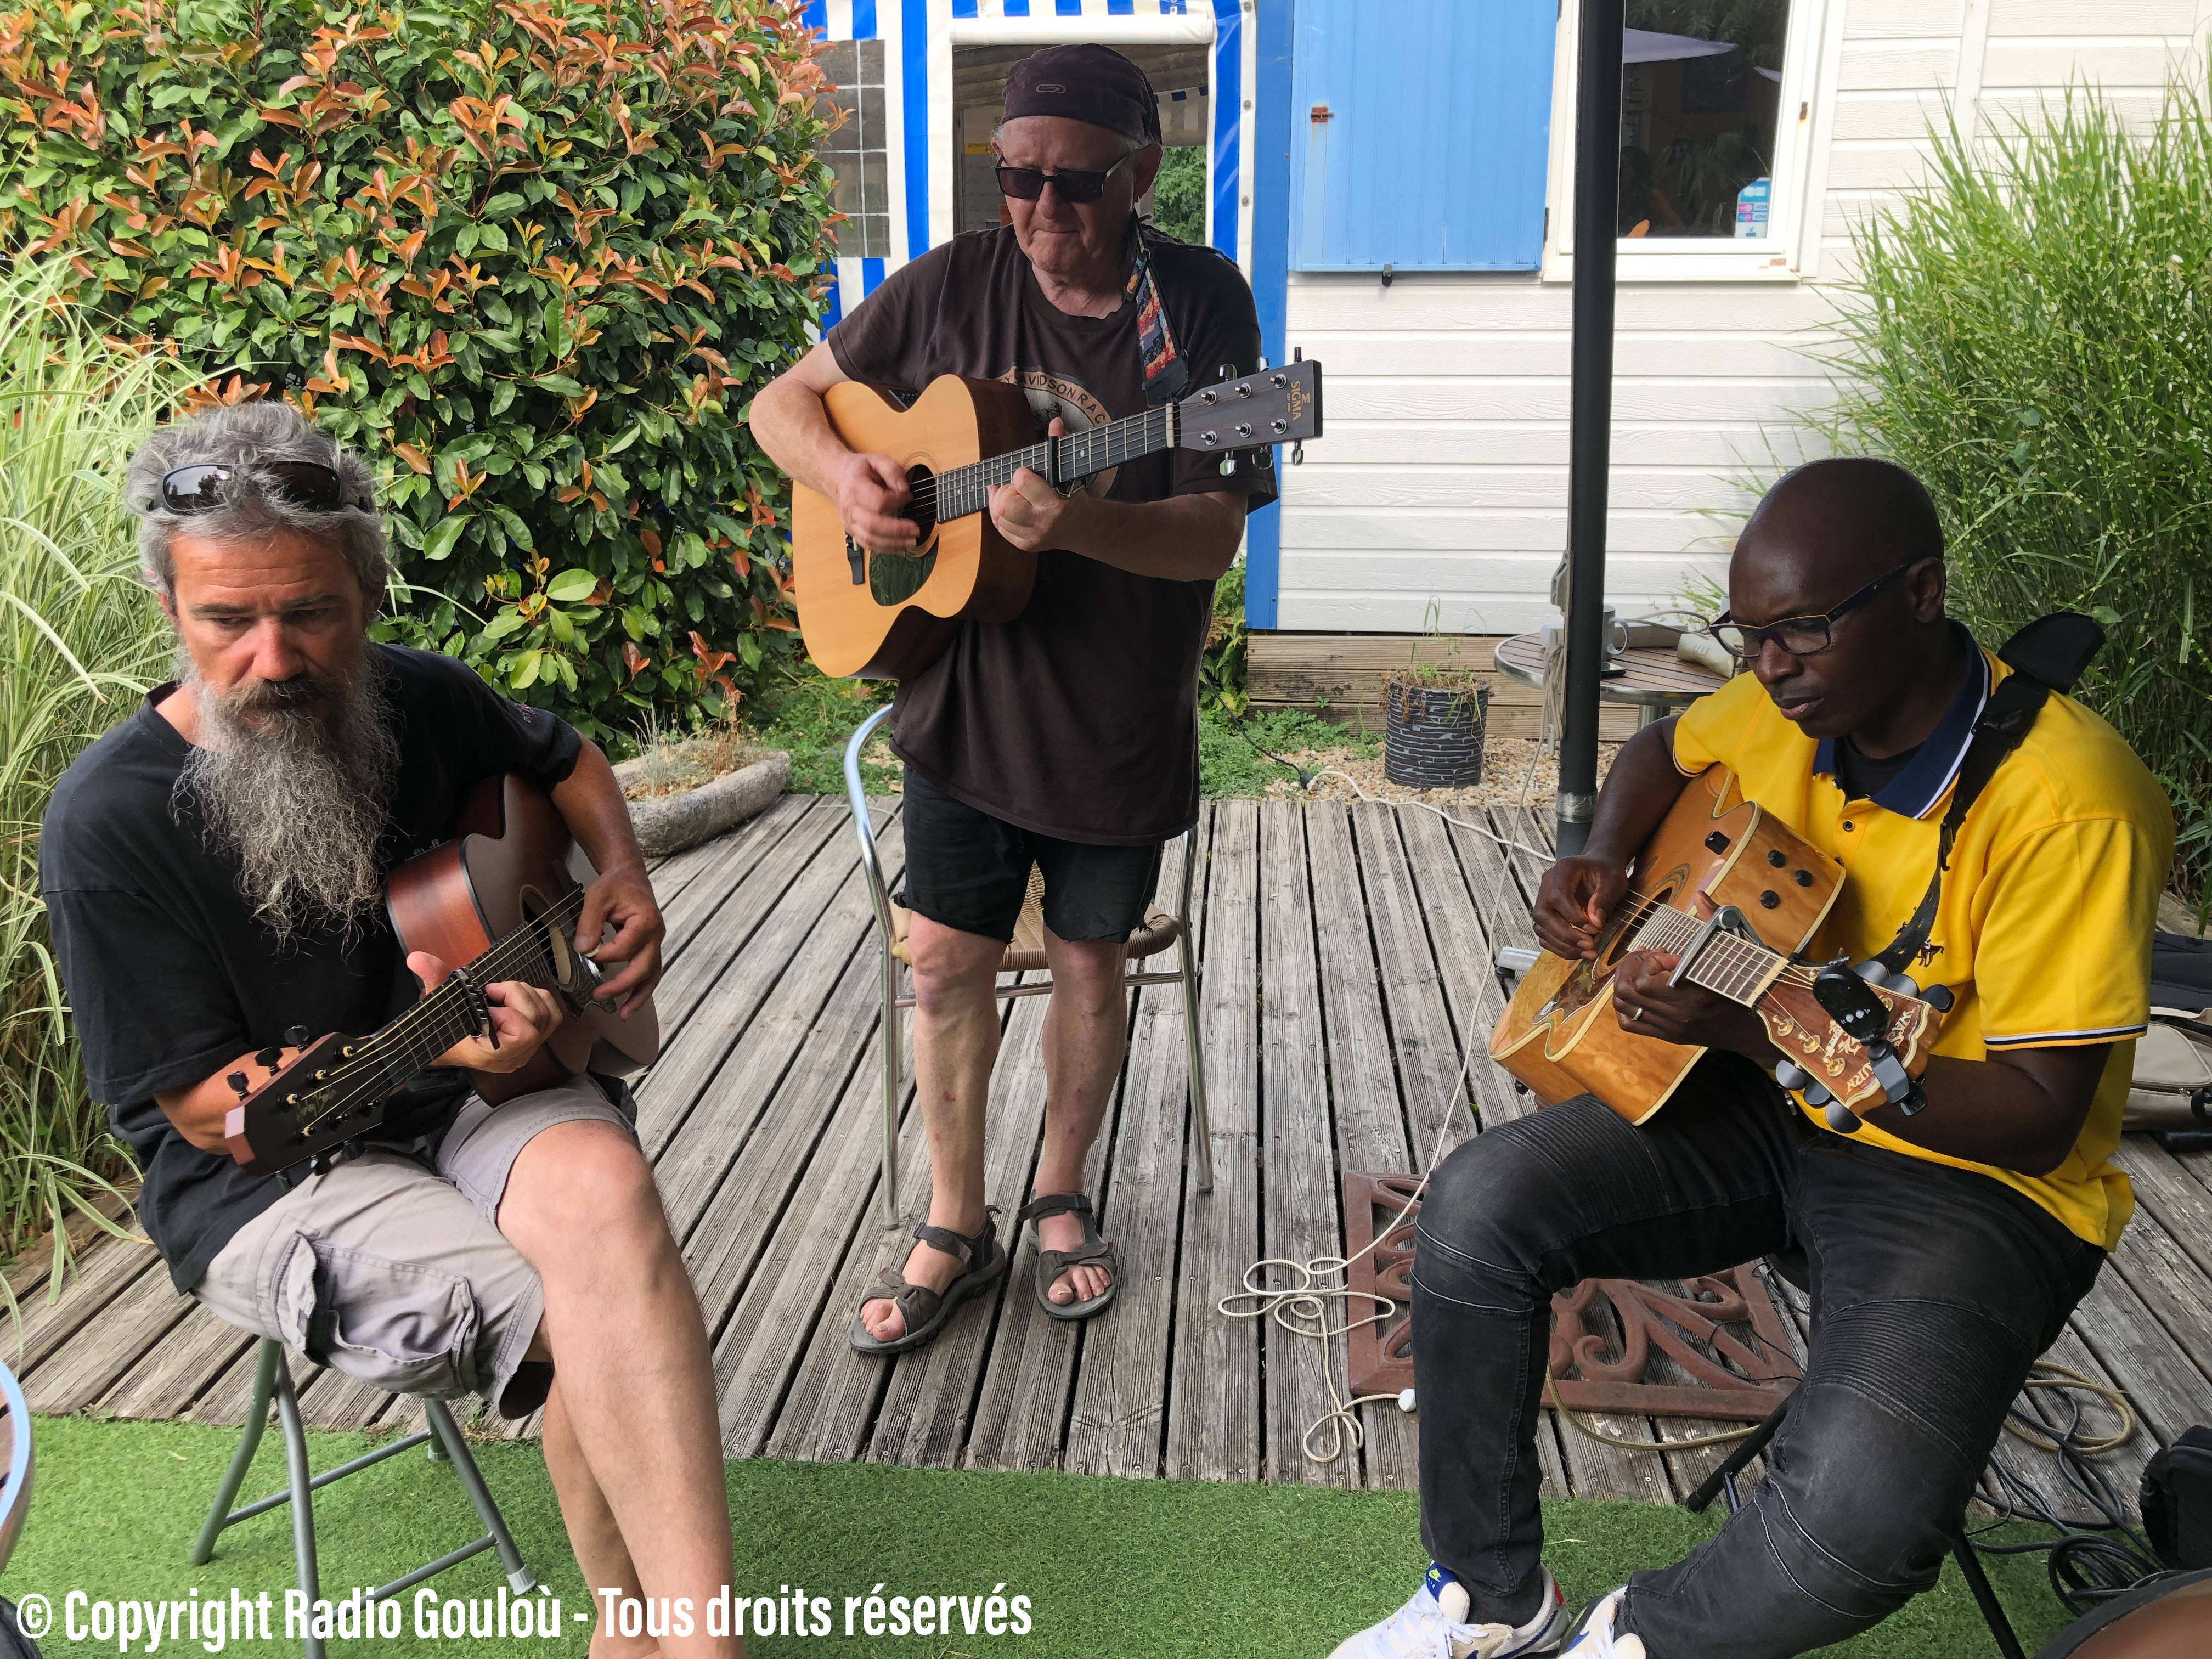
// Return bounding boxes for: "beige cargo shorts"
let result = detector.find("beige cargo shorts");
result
[192,1073,635,1419]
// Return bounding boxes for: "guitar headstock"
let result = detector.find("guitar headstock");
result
[1758,980,1944,1114]
[1176,359,1322,457]
[223,1031,391,1177]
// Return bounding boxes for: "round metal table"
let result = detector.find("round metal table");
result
[1492,630,1729,730]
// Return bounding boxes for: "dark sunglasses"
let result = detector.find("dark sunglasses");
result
[995,146,1141,206]
[157,461,368,515]
[1706,555,1936,661]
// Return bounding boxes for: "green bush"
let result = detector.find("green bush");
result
[1,0,838,742]
[0,261,179,1269]
[1814,86,2212,898]
[1149,144,1204,244]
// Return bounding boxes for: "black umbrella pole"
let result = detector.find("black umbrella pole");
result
[1556,0,1624,858]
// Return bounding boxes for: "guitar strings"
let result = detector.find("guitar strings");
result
[892,407,1176,520]
[281,886,591,1136]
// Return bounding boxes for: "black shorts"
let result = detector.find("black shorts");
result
[896,766,1165,945]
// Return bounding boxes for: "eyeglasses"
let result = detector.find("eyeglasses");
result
[1705,556,1935,661]
[994,146,1141,205]
[157,461,368,515]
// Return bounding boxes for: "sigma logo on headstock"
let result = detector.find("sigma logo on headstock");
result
[1287,381,1311,425]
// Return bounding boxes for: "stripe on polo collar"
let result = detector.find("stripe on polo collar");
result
[1813,626,1990,820]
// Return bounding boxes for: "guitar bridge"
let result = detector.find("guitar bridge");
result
[845,536,866,585]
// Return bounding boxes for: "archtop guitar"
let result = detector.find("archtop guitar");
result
[792,360,1323,679]
[1491,764,1944,1124]
[222,774,658,1176]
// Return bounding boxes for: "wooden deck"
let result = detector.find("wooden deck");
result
[14,794,2212,1512]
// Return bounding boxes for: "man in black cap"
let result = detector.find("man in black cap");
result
[754,45,1271,1354]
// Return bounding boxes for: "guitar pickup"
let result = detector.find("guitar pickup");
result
[845,537,866,586]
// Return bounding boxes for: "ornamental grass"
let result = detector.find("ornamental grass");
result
[0,259,182,1283]
[1816,84,2212,903]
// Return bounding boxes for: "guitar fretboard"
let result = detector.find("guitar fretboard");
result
[1627,905,1790,1007]
[926,404,1178,522]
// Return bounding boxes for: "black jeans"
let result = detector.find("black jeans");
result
[1410,1055,2105,1659]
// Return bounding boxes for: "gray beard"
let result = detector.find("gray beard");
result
[172,648,400,947]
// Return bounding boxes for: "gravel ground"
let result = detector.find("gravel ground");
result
[1255,735,1622,809]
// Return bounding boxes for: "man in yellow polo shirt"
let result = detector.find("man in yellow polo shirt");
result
[1325,458,2172,1659]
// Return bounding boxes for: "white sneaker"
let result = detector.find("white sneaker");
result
[1327,1563,1571,1658]
[1559,1589,1645,1658]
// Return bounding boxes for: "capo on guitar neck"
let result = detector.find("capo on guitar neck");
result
[1666,905,1756,990]
[448,964,499,1050]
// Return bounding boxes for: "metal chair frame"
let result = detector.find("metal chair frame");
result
[191,1338,535,1658]
[844,705,1213,1227]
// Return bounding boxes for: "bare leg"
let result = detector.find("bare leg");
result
[541,1379,654,1658]
[498,1121,738,1659]
[860,916,1003,1343]
[1032,930,1130,1306]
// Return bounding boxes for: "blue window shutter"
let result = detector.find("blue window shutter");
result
[1291,0,1557,272]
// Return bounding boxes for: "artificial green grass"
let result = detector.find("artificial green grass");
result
[3,1413,2078,1656]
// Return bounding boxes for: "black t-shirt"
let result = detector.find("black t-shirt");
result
[39,644,583,1290]
[1835,735,1923,803]
[827,225,1276,845]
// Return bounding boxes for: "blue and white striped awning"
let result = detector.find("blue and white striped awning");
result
[952,2,1199,17]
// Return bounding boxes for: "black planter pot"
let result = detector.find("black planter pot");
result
[1384,679,1489,788]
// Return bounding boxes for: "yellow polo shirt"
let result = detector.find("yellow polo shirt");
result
[1672,639,2173,1250]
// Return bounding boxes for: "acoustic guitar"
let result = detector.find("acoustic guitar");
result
[791,359,1323,679]
[1490,764,1944,1125]
[223,773,659,1176]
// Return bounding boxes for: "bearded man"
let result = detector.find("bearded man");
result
[41,402,738,1659]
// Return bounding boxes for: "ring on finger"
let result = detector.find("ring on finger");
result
[1624,1003,1644,1023]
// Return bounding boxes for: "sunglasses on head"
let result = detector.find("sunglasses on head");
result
[994,145,1142,206]
[156,461,368,515]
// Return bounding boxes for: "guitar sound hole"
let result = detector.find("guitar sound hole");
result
[867,464,939,607]
[520,887,573,993]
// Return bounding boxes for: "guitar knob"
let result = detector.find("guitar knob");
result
[1924,984,1954,1013]
[1824,1099,1863,1134]
[255,1046,283,1071]
[285,1025,310,1048]
[227,1071,250,1099]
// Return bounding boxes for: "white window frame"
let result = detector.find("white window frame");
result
[1542,0,1836,283]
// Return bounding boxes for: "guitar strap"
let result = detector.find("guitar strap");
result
[1870,612,2105,978]
[1124,225,1189,407]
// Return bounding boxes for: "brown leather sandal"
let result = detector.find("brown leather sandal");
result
[848,1210,1005,1356]
[1018,1193,1118,1322]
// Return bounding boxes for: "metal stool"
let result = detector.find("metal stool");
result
[191,1338,535,1658]
[844,705,1214,1227]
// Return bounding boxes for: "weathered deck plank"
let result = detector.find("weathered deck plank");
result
[1256,802,1359,1489]
[1164,802,1264,1484]
[1064,823,1210,1479]
[1305,803,1423,1491]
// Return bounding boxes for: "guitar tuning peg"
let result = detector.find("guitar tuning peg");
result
[1294,345,1304,362]
[227,1071,250,1099]
[255,1046,283,1073]
[1291,441,1305,466]
[285,1025,309,1048]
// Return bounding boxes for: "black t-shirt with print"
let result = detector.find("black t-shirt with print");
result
[828,225,1276,845]
[39,644,583,1290]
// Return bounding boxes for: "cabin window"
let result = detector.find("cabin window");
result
[1618,2,1795,242]
[819,39,891,260]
